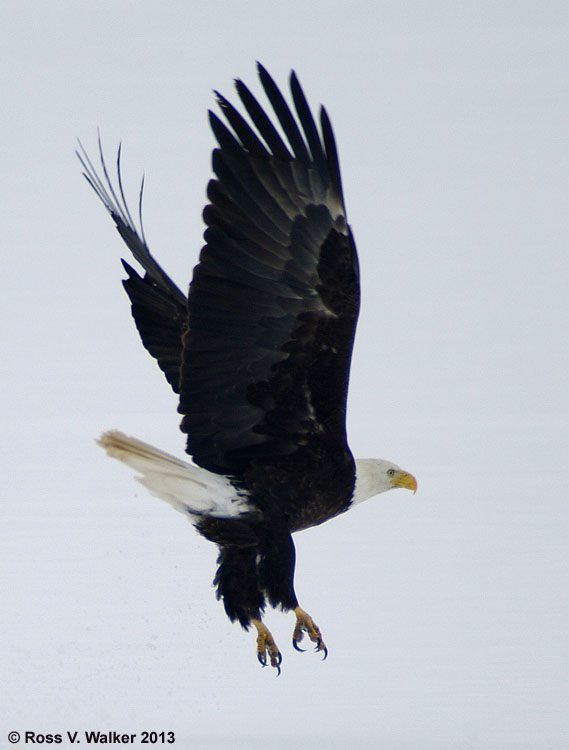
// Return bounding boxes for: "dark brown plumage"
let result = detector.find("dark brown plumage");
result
[80,64,416,673]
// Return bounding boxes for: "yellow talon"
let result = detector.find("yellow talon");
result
[292,606,328,659]
[251,618,282,675]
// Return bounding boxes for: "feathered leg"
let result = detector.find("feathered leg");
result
[257,521,327,660]
[213,547,265,626]
[213,546,282,673]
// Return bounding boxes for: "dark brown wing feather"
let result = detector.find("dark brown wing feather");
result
[120,260,186,392]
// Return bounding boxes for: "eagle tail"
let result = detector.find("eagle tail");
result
[98,430,247,519]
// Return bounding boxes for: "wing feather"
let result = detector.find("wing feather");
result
[257,63,311,165]
[234,79,292,161]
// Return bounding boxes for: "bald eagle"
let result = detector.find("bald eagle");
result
[78,64,417,674]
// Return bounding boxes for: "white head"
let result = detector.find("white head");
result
[352,459,417,506]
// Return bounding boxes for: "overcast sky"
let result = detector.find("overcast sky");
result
[2,2,568,748]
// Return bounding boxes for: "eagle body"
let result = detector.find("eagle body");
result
[80,64,417,672]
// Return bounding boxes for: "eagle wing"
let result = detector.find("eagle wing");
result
[78,65,360,477]
[76,140,187,393]
[179,65,360,474]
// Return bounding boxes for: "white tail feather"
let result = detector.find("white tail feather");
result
[98,430,250,518]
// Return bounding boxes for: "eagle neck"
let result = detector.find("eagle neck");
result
[351,459,389,506]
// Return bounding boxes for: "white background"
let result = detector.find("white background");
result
[2,2,567,748]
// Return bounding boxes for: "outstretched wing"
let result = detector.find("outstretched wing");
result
[77,140,187,393]
[179,64,360,474]
[78,65,360,477]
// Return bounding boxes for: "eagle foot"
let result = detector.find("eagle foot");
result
[251,619,282,676]
[292,606,328,660]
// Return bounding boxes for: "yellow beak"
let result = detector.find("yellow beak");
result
[390,470,418,494]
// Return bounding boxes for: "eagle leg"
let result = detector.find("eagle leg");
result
[251,618,282,675]
[292,606,328,659]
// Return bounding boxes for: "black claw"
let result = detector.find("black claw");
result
[259,649,282,674]
[292,639,306,652]
[313,638,328,660]
[269,651,282,675]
